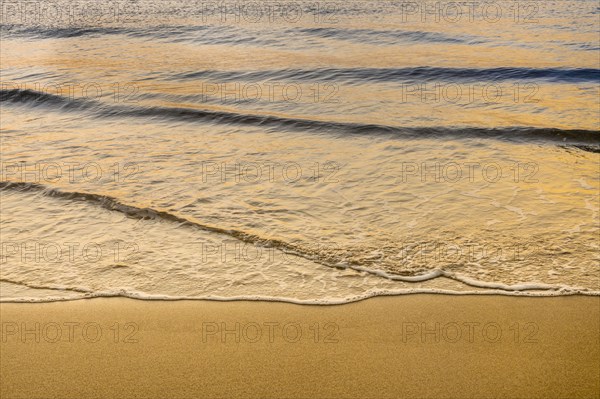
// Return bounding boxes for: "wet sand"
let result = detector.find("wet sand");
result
[1,295,599,399]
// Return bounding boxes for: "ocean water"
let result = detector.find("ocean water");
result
[0,0,599,303]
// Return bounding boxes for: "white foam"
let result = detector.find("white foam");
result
[1,280,598,305]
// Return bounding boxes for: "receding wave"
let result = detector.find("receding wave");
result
[1,181,598,302]
[0,181,438,281]
[0,180,436,277]
[2,89,599,149]
[0,180,364,272]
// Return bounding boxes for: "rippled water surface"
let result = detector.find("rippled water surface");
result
[1,0,599,302]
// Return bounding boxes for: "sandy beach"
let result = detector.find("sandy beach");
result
[2,1,599,398]
[1,295,598,399]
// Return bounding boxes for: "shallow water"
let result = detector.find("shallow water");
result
[1,0,599,302]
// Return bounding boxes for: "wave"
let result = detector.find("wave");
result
[2,89,599,148]
[292,27,486,45]
[2,181,599,301]
[0,180,357,272]
[0,88,93,110]
[3,24,596,55]
[0,181,427,277]
[0,25,128,38]
[0,24,486,46]
[0,24,289,47]
[174,66,600,84]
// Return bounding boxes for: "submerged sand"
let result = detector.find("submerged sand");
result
[1,295,598,399]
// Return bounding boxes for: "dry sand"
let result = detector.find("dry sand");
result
[1,295,599,399]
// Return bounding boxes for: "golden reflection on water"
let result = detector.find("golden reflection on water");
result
[0,0,598,299]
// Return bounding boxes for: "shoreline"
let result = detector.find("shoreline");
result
[2,288,600,305]
[1,295,599,399]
